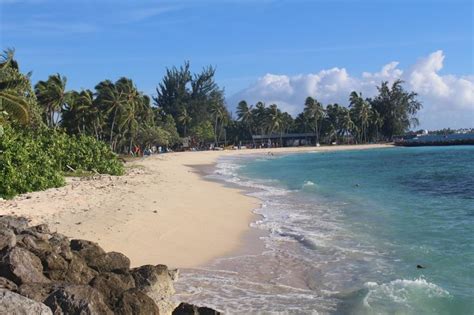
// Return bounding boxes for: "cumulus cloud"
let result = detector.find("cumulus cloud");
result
[230,51,474,129]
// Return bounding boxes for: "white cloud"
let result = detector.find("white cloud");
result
[230,50,474,129]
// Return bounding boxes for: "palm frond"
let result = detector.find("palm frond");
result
[0,92,29,124]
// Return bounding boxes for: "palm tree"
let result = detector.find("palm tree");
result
[341,109,357,143]
[95,80,125,148]
[116,78,147,153]
[208,90,228,146]
[267,104,284,145]
[35,73,68,127]
[0,49,29,125]
[370,108,383,142]
[209,102,227,145]
[177,108,192,136]
[236,100,254,137]
[253,101,267,136]
[281,112,294,134]
[78,89,103,139]
[358,102,370,143]
[304,96,324,145]
[349,91,370,143]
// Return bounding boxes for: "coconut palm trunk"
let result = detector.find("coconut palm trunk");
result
[109,106,118,148]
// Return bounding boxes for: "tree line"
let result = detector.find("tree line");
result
[233,83,422,146]
[0,49,124,198]
[1,48,423,152]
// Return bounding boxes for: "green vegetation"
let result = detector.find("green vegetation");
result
[0,50,123,199]
[234,81,422,145]
[0,47,423,197]
[0,125,123,199]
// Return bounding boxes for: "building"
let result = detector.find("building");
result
[252,133,318,147]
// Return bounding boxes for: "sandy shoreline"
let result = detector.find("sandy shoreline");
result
[0,144,392,268]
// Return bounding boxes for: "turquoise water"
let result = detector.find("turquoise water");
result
[176,146,474,314]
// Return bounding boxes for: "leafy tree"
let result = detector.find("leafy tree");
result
[190,121,214,146]
[370,80,422,140]
[154,62,191,123]
[154,62,222,140]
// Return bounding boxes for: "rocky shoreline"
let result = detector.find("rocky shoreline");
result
[0,215,220,314]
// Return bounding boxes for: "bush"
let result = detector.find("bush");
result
[0,126,124,199]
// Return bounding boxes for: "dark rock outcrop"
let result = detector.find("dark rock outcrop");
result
[49,233,73,260]
[115,289,161,315]
[173,302,222,315]
[90,272,135,309]
[0,215,220,315]
[18,282,59,303]
[70,239,107,264]
[44,285,114,314]
[0,247,51,285]
[0,228,16,250]
[47,252,99,285]
[87,251,131,274]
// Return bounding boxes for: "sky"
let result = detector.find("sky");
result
[1,0,473,129]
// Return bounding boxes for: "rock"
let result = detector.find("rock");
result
[47,253,98,285]
[0,288,52,315]
[21,227,51,241]
[27,224,51,235]
[115,288,160,315]
[0,247,50,285]
[89,272,135,309]
[18,282,60,302]
[0,228,16,251]
[44,285,113,315]
[0,217,209,315]
[131,264,176,315]
[16,234,54,261]
[0,276,18,291]
[43,252,68,271]
[173,303,221,315]
[88,251,131,274]
[49,233,73,261]
[0,216,29,233]
[70,239,106,264]
[168,268,179,281]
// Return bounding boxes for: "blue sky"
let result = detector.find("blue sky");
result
[1,0,473,128]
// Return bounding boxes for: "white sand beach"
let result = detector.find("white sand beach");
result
[0,144,392,268]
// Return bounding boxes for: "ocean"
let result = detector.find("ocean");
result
[175,146,474,314]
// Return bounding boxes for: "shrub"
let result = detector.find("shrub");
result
[0,126,124,199]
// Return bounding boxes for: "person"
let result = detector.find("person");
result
[133,145,141,156]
